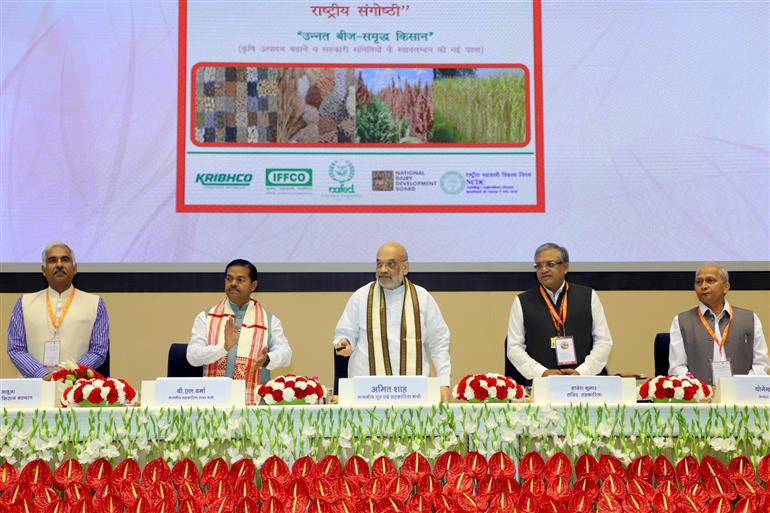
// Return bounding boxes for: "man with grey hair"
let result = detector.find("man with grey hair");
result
[669,263,769,384]
[333,242,452,402]
[506,242,613,384]
[7,242,109,377]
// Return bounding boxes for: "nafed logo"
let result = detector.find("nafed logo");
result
[328,160,355,193]
[440,171,465,194]
[196,173,253,187]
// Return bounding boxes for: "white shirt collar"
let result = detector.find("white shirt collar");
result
[698,299,731,319]
[47,285,74,300]
[543,281,567,303]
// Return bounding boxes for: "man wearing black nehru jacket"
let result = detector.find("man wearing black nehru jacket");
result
[506,243,613,384]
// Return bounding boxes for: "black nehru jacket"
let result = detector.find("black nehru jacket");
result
[518,282,606,378]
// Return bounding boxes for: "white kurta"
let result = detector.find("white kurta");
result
[333,281,451,386]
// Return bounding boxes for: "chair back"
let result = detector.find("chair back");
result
[654,332,671,376]
[333,350,349,395]
[167,343,203,377]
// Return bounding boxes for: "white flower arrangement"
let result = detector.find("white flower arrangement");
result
[60,377,138,407]
[637,375,712,402]
[257,374,326,405]
[452,373,527,402]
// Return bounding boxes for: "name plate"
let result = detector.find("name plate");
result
[717,376,770,404]
[141,378,245,407]
[338,376,439,406]
[534,376,634,404]
[0,379,56,408]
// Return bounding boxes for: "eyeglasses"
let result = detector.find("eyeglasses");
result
[533,261,563,270]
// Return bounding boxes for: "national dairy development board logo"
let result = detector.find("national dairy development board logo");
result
[440,171,465,194]
[328,160,355,194]
[195,173,253,188]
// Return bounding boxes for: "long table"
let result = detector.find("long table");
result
[1,403,767,466]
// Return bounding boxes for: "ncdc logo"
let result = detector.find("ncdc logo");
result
[328,160,355,194]
[440,171,465,194]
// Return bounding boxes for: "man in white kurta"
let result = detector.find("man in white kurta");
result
[186,259,292,404]
[333,242,452,402]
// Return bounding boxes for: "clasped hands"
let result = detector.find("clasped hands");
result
[224,318,268,366]
[542,369,580,376]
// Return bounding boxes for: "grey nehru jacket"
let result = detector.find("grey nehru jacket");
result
[677,306,755,385]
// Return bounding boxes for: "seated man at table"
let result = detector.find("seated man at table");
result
[187,259,292,404]
[332,242,452,402]
[669,263,770,385]
[7,241,109,377]
[507,242,613,384]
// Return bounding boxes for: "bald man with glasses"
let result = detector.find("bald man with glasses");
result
[506,243,613,384]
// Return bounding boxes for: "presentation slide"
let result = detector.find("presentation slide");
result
[1,1,767,268]
[181,1,542,213]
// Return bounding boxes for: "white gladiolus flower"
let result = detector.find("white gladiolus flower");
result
[197,438,210,449]
[499,426,516,443]
[302,424,316,437]
[709,437,737,452]
[596,421,613,437]
[227,446,242,462]
[9,431,28,450]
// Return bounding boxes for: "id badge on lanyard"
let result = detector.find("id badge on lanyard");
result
[43,339,61,367]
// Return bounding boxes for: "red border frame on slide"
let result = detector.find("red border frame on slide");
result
[176,0,545,213]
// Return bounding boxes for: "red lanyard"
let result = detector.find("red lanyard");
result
[539,283,569,336]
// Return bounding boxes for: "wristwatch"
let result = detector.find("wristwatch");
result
[263,354,271,368]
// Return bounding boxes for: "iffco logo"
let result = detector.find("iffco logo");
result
[328,160,355,193]
[266,168,313,187]
[195,173,253,187]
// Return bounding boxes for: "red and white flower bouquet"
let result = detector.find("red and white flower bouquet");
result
[453,373,528,402]
[61,377,138,407]
[637,375,712,402]
[257,374,326,405]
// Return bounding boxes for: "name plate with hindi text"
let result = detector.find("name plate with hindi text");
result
[717,376,770,404]
[0,379,56,408]
[338,376,438,406]
[141,377,245,407]
[533,376,635,404]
